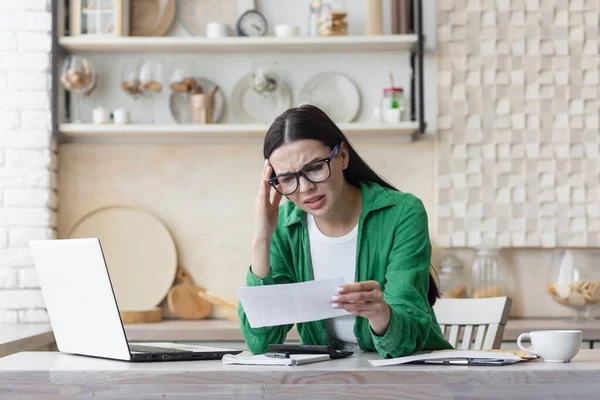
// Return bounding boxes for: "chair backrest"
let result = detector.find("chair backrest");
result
[433,297,512,350]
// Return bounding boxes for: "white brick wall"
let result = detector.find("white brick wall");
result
[0,1,48,11]
[0,0,53,324]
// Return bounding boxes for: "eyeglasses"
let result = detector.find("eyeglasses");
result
[268,145,340,195]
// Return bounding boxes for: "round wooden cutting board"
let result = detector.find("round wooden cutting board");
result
[68,206,177,312]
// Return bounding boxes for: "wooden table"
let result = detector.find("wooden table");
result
[2,350,600,399]
[5,318,600,359]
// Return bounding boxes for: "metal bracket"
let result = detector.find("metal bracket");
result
[409,0,426,135]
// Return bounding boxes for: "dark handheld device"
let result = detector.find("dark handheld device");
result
[268,344,353,359]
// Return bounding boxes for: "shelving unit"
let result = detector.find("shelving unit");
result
[58,35,419,53]
[59,122,419,139]
[51,0,426,142]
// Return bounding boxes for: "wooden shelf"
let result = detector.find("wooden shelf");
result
[58,35,418,53]
[59,122,419,139]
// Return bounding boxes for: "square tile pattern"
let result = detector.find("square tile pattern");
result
[437,0,600,248]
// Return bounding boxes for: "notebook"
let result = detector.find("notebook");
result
[368,350,534,367]
[222,353,331,366]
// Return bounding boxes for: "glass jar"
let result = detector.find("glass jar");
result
[547,249,600,320]
[470,241,504,298]
[438,253,468,298]
[319,0,347,36]
[308,1,321,36]
[381,87,405,123]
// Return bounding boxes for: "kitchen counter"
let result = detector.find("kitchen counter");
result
[123,318,301,342]
[504,318,600,342]
[4,318,600,359]
[123,318,600,343]
[0,324,55,358]
[2,350,600,399]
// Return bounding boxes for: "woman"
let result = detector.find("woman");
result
[239,105,452,359]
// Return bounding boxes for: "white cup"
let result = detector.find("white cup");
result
[274,24,300,37]
[92,106,110,124]
[206,22,228,38]
[517,330,582,363]
[113,108,129,124]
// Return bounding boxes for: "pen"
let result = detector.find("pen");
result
[265,352,289,359]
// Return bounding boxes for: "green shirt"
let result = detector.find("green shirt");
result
[238,180,452,358]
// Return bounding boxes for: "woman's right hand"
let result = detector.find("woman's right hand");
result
[253,159,283,243]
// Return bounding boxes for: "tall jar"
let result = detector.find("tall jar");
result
[319,0,347,36]
[308,1,321,36]
[438,253,468,298]
[470,242,504,298]
[547,249,600,321]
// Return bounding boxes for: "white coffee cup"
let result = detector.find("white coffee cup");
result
[206,22,228,38]
[274,24,300,37]
[92,106,110,124]
[517,330,582,363]
[112,108,129,124]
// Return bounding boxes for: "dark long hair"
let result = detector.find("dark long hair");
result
[264,105,440,306]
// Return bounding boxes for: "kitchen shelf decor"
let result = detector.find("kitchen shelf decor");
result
[51,0,427,141]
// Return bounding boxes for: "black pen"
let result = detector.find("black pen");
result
[264,352,289,359]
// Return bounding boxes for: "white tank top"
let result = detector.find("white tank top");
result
[307,213,358,344]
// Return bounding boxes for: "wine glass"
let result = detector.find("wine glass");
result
[169,60,196,93]
[121,62,144,101]
[251,61,284,123]
[60,55,96,122]
[168,61,196,124]
[139,60,164,124]
[252,60,280,94]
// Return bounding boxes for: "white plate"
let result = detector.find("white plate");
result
[299,72,361,123]
[231,73,292,123]
[169,77,225,124]
[178,0,255,36]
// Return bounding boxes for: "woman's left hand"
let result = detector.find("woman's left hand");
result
[332,281,391,336]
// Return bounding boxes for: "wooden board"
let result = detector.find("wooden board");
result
[68,206,177,312]
[130,0,175,37]
[167,266,212,320]
[167,284,212,320]
[120,308,163,324]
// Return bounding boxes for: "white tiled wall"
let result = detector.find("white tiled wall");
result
[0,0,56,323]
[436,0,600,248]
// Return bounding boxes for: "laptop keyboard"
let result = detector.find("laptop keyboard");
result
[129,344,193,354]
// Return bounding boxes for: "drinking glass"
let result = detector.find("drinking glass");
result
[60,55,96,122]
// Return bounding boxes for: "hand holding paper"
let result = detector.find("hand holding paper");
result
[238,277,350,328]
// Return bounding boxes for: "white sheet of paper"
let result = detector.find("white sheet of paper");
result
[368,350,523,367]
[238,276,350,328]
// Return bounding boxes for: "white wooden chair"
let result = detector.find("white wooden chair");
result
[433,297,512,350]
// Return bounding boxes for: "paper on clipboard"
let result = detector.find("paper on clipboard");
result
[238,277,350,328]
[368,350,525,367]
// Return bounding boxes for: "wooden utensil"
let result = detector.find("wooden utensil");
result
[167,267,212,320]
[197,290,239,322]
[120,308,163,324]
[190,85,219,124]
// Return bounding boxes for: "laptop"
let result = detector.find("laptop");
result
[29,238,243,362]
